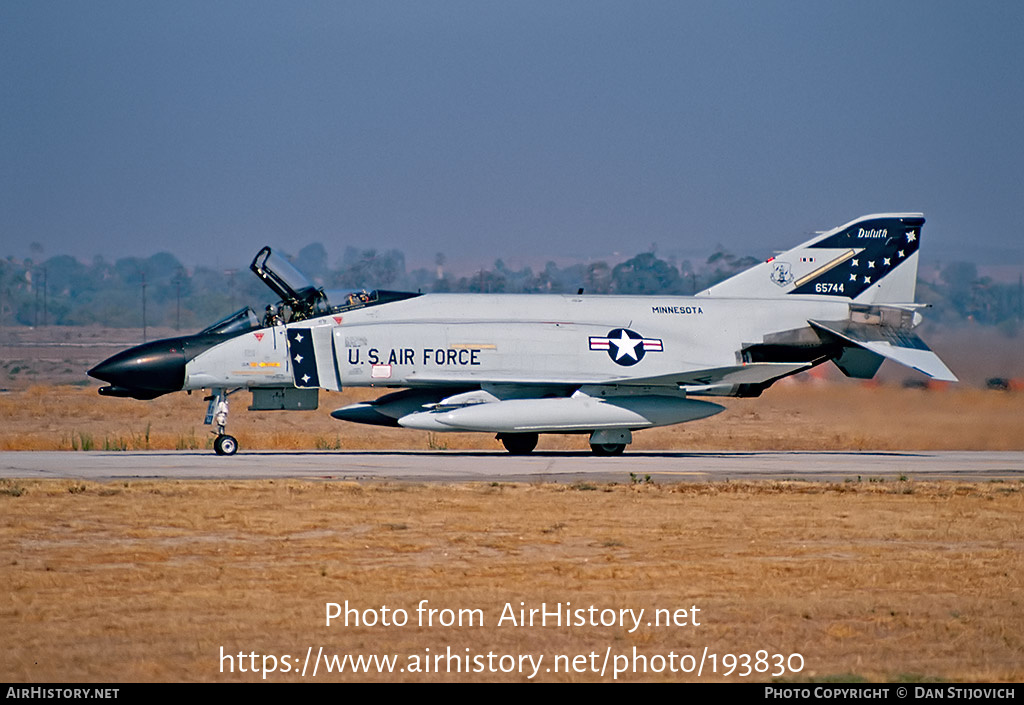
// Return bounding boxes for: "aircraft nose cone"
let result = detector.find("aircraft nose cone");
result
[88,339,187,394]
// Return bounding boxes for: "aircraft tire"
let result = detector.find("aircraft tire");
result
[499,433,538,455]
[590,442,626,456]
[214,434,238,456]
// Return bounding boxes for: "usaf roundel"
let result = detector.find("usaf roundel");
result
[589,328,663,366]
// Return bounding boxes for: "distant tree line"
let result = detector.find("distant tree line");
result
[1,243,1021,334]
[917,262,1024,333]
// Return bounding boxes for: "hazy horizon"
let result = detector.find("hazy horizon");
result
[3,2,1022,272]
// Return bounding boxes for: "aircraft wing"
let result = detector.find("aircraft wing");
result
[604,362,812,388]
[809,319,958,382]
[401,361,811,391]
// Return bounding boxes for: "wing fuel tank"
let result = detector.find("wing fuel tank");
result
[397,394,724,433]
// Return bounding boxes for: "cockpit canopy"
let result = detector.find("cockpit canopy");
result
[250,246,329,321]
[199,307,260,336]
[244,246,421,327]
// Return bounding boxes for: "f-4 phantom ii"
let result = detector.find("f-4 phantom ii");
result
[88,213,956,456]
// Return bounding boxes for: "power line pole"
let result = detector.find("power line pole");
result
[32,269,38,327]
[141,271,147,342]
[175,270,182,331]
[1018,273,1022,321]
[41,267,47,326]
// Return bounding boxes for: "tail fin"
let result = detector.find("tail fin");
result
[697,213,925,304]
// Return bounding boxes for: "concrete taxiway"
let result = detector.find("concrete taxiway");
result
[1,450,1022,483]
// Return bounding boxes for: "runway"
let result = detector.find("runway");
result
[2,450,1022,483]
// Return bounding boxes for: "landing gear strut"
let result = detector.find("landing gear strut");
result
[206,389,241,455]
[497,432,539,455]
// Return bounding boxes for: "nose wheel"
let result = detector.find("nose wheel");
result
[214,434,238,456]
[206,389,242,456]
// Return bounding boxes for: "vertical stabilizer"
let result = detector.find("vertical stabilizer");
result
[697,214,925,304]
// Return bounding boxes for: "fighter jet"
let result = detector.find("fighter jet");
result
[88,213,956,456]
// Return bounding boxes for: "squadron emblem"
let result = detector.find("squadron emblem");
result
[770,261,794,287]
[589,328,663,366]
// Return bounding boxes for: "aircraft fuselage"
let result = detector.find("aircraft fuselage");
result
[183,293,849,393]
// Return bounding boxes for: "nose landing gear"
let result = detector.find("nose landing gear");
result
[206,389,241,455]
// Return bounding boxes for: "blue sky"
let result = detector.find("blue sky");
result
[2,1,1022,270]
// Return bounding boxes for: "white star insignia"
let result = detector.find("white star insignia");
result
[301,374,311,383]
[898,250,905,258]
[294,354,303,364]
[295,333,304,342]
[851,259,859,267]
[868,261,875,269]
[906,231,917,242]
[864,276,871,284]
[850,274,857,281]
[883,258,891,266]
[609,330,642,361]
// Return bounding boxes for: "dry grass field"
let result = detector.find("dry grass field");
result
[2,479,1022,682]
[1,381,1022,452]
[1,321,1022,453]
[2,327,1022,682]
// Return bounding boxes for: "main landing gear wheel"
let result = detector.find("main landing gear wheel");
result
[214,434,238,456]
[590,442,626,456]
[498,432,539,455]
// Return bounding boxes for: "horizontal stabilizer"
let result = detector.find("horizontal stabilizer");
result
[809,320,957,382]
